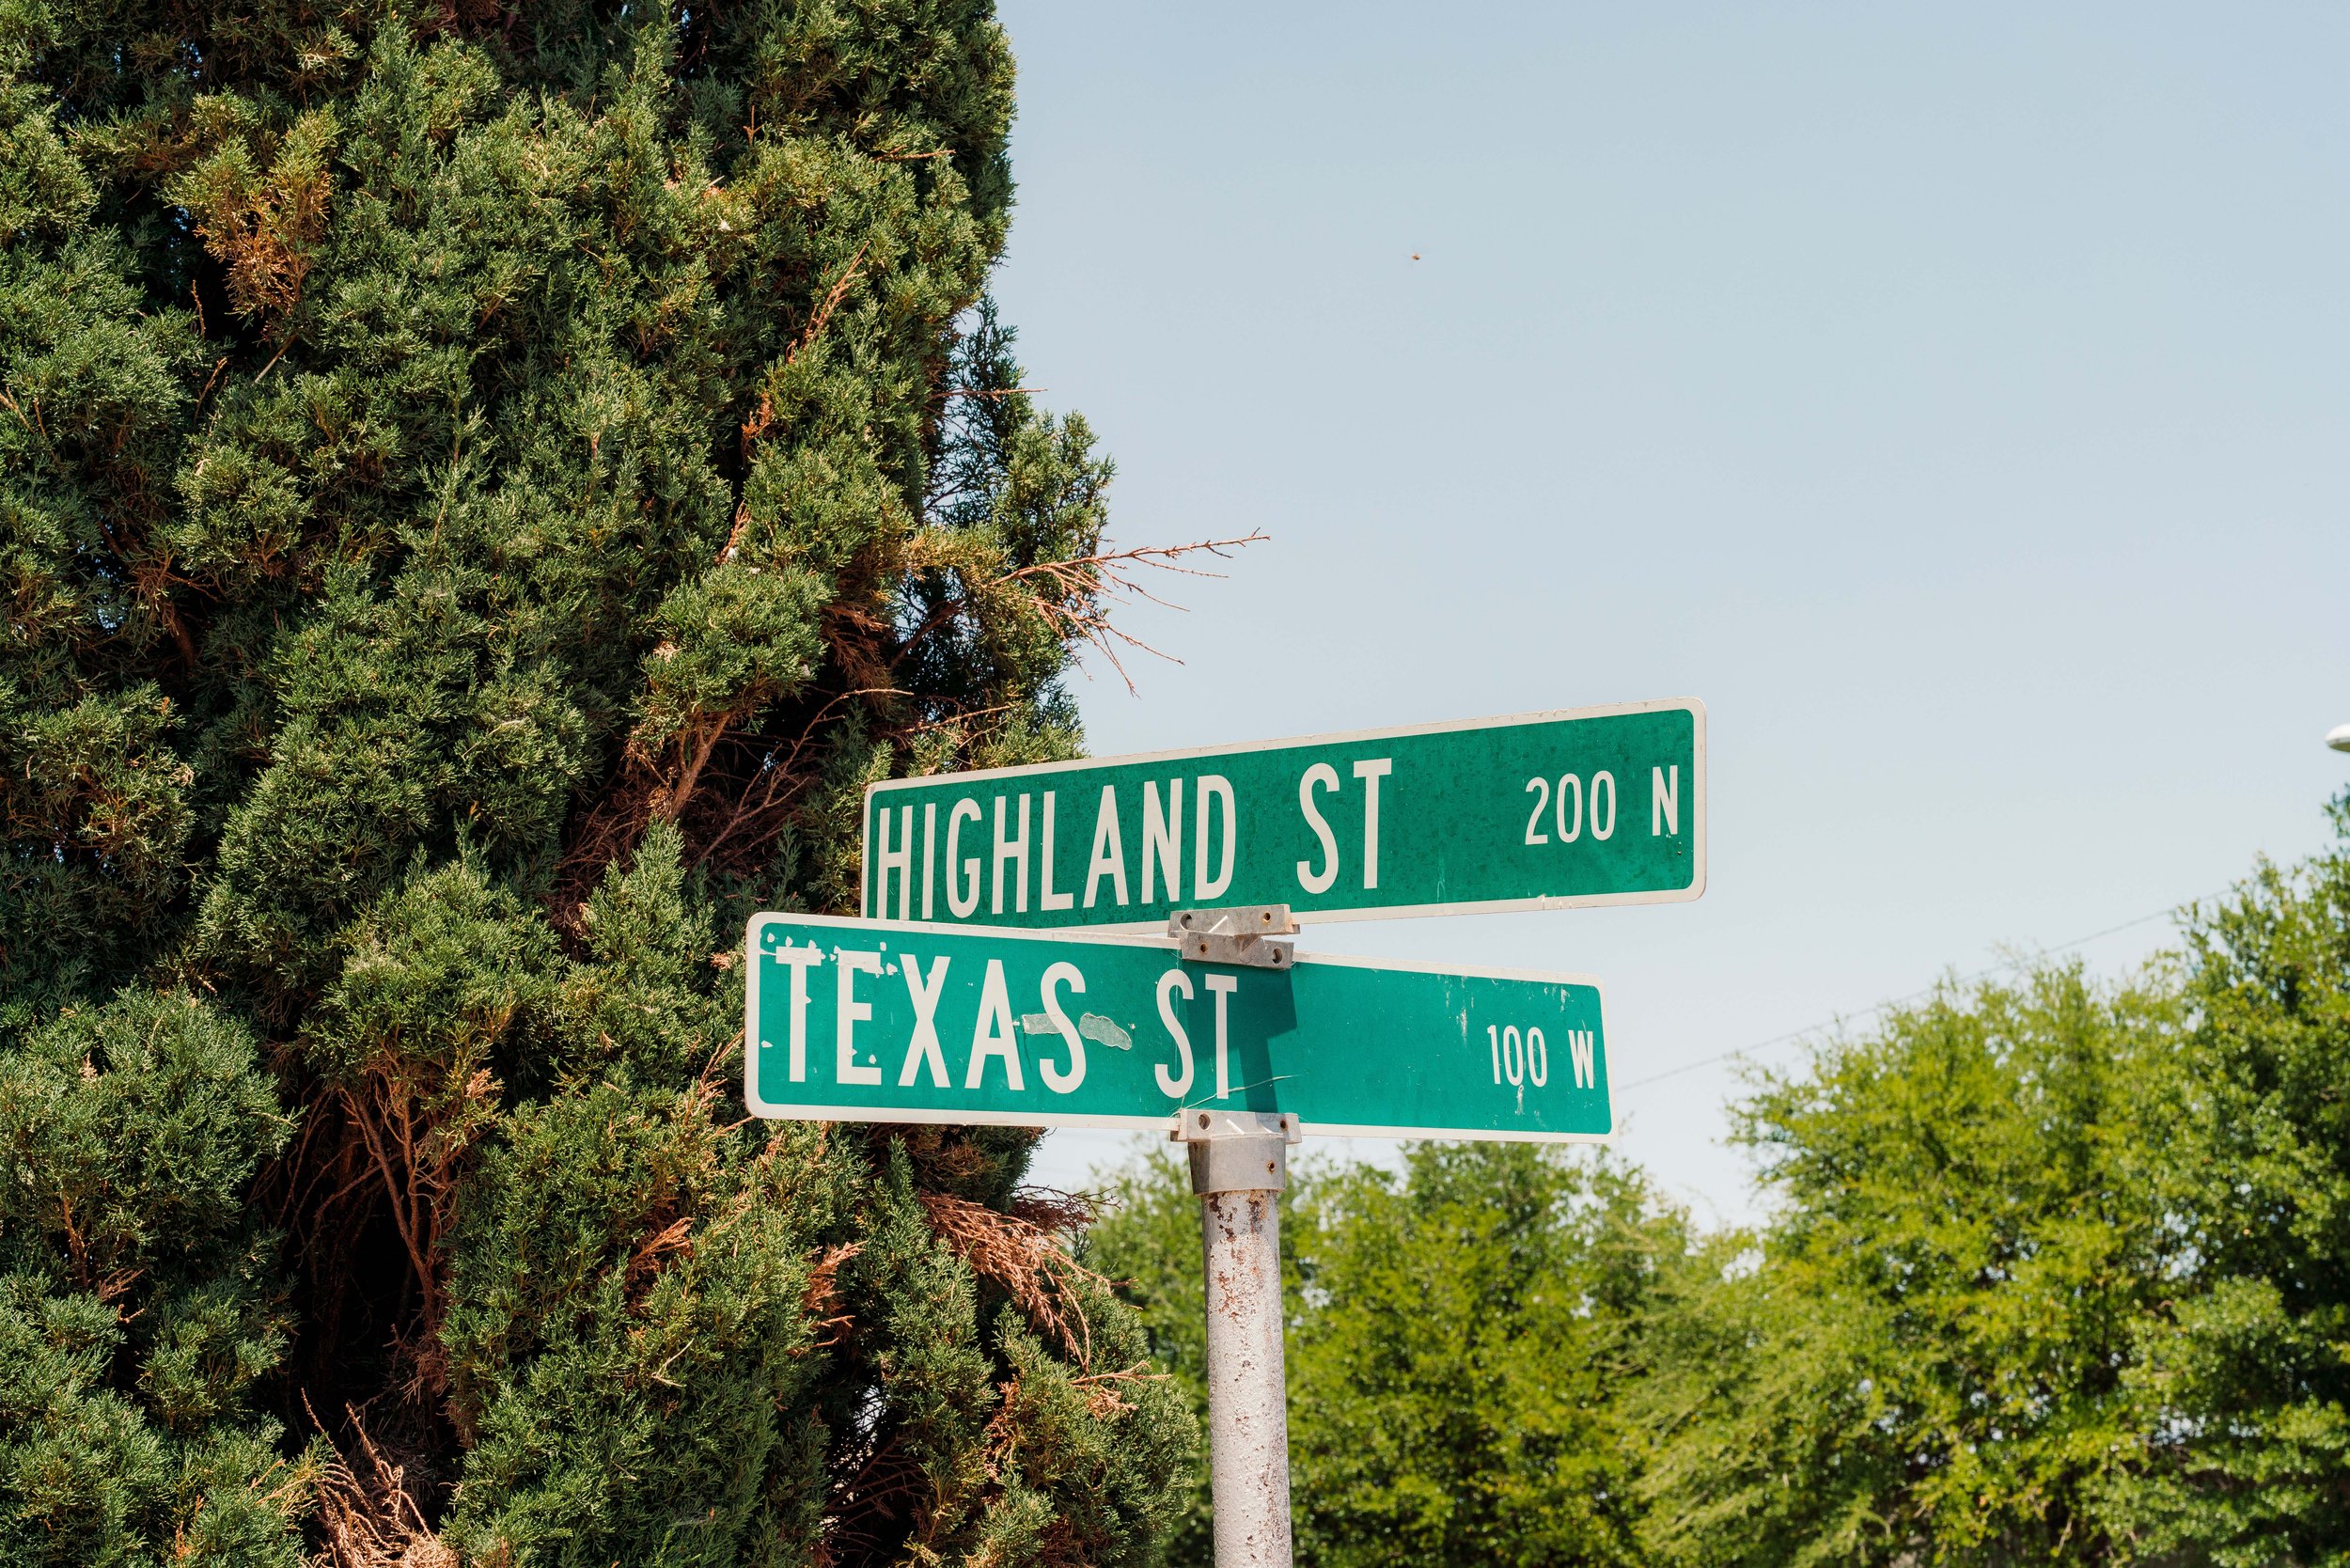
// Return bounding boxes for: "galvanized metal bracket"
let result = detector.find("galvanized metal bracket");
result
[1173,1108,1303,1195]
[1169,904,1298,969]
[1174,1108,1302,1143]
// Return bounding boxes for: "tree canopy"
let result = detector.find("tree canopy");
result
[1,0,1194,1560]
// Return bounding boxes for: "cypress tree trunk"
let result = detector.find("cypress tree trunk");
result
[0,0,1195,1558]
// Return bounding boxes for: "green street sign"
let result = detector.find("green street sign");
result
[860,699,1703,932]
[744,914,1612,1142]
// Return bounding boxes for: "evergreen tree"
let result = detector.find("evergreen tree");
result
[0,0,1193,1557]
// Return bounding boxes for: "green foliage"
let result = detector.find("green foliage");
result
[1637,967,2178,1567]
[1288,1145,1679,1568]
[0,993,307,1564]
[1635,812,2350,1568]
[435,1086,838,1563]
[2,0,1184,1555]
[1091,1143,1684,1568]
[2103,797,2350,1566]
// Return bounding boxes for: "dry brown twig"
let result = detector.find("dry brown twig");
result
[1071,1360,1169,1419]
[306,1396,452,1568]
[932,384,1043,400]
[916,1190,1111,1368]
[338,1060,498,1385]
[728,241,870,484]
[680,684,911,871]
[999,530,1268,694]
[1006,1185,1101,1234]
[797,1242,864,1355]
[623,1215,695,1299]
[787,243,868,368]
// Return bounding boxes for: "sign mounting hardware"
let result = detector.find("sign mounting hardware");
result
[1172,904,1297,968]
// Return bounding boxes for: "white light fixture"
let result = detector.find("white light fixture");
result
[2329,724,2350,754]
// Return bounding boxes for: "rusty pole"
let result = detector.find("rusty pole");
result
[1183,1108,1298,1568]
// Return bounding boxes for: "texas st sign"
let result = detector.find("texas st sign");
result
[744,915,1613,1142]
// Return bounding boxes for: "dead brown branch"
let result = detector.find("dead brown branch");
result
[681,685,1016,882]
[1000,530,1269,694]
[932,385,1043,400]
[717,496,754,563]
[623,1215,695,1300]
[57,1192,89,1292]
[337,1062,498,1387]
[787,243,868,367]
[647,714,728,825]
[916,1191,1110,1368]
[1006,1185,1099,1234]
[306,1396,453,1568]
[1070,1360,1169,1419]
[796,1241,863,1355]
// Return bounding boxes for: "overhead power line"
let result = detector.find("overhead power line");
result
[1614,891,2231,1094]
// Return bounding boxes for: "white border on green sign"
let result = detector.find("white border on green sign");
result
[742,912,1615,1144]
[859,698,1706,932]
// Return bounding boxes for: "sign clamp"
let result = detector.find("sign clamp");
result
[1170,904,1298,969]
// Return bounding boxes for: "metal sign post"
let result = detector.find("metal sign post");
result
[1181,1108,1299,1568]
[1172,914,1300,1568]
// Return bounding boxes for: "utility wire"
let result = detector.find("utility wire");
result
[1614,890,2230,1094]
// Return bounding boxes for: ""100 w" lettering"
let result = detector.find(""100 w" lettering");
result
[1486,1024,1597,1090]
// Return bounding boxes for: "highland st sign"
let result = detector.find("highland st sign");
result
[858,699,1705,932]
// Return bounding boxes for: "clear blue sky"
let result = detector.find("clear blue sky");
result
[993,2,2350,1222]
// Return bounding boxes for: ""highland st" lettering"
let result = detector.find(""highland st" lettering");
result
[862,700,1703,930]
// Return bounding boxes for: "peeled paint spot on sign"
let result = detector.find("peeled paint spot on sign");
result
[1080,1013,1134,1051]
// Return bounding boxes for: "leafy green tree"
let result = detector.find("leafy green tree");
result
[0,0,1194,1557]
[1090,1143,1684,1568]
[1094,805,2350,1568]
[1636,966,2180,1568]
[2101,799,2350,1566]
[1637,808,2350,1568]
